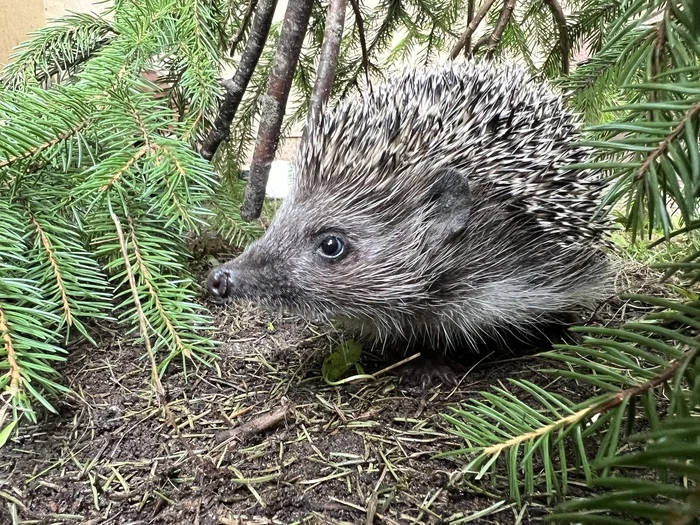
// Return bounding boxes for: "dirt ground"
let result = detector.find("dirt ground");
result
[0,252,660,525]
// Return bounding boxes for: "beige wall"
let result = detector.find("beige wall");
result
[1,0,46,66]
[44,0,109,18]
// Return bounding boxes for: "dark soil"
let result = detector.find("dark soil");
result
[0,257,663,525]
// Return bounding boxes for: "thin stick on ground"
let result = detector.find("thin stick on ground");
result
[306,0,348,128]
[544,0,570,74]
[240,0,313,221]
[216,398,295,444]
[450,0,499,59]
[199,0,278,161]
[470,0,517,58]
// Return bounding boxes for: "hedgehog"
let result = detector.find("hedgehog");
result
[207,60,613,385]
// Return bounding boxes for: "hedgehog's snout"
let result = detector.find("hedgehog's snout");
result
[206,266,234,302]
[206,249,280,305]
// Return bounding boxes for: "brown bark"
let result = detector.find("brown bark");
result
[449,0,499,59]
[543,0,570,74]
[464,0,476,57]
[199,0,278,161]
[240,0,313,221]
[470,0,517,58]
[307,0,348,129]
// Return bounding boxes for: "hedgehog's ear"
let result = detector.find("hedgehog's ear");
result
[424,167,472,242]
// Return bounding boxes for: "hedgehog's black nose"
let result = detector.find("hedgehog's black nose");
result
[207,267,232,301]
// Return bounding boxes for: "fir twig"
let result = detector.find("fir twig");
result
[0,309,21,396]
[200,0,279,161]
[110,212,163,394]
[0,120,89,169]
[34,36,113,86]
[635,100,700,180]
[28,214,72,327]
[240,0,313,221]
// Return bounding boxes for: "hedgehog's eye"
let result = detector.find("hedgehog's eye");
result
[318,235,346,260]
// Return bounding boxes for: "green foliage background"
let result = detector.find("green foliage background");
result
[0,0,698,522]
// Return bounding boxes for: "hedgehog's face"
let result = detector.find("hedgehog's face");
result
[206,167,473,326]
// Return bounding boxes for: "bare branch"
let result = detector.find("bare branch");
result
[230,0,259,56]
[199,0,278,161]
[543,0,570,74]
[348,0,371,88]
[463,0,476,57]
[307,0,348,125]
[470,0,517,58]
[240,0,313,221]
[449,0,498,59]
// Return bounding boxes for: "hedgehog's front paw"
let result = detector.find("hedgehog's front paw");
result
[396,355,463,389]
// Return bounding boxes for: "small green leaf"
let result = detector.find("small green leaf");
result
[321,339,363,382]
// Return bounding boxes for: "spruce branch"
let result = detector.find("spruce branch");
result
[34,37,113,86]
[210,189,264,247]
[0,309,21,397]
[126,217,191,360]
[471,0,517,58]
[240,0,313,221]
[199,0,279,160]
[634,100,700,180]
[0,12,114,88]
[111,212,164,393]
[590,357,686,415]
[450,0,499,58]
[442,285,700,501]
[0,0,228,433]
[0,121,88,170]
[482,407,590,456]
[28,214,72,327]
[173,0,223,140]
[111,214,220,478]
[97,146,149,192]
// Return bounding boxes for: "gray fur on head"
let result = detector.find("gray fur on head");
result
[208,60,613,352]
